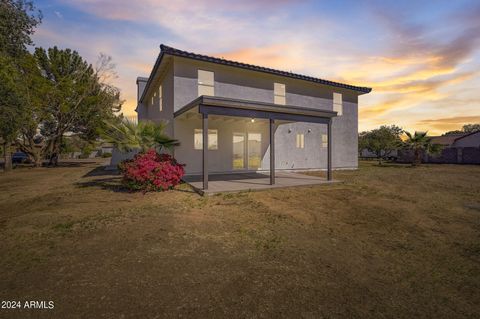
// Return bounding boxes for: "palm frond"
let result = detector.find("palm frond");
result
[100,118,179,152]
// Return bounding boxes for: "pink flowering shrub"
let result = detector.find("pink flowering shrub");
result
[119,149,185,192]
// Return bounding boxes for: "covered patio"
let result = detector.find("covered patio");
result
[183,171,338,195]
[174,96,337,194]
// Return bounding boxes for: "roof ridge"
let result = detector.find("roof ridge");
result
[159,44,372,94]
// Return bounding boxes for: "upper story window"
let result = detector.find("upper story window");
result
[333,92,343,116]
[296,133,305,149]
[198,70,214,96]
[158,85,163,111]
[274,82,286,105]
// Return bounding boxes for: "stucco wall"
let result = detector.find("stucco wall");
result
[174,116,357,175]
[172,57,359,172]
[136,79,148,121]
[453,132,480,148]
[174,117,270,175]
[138,64,175,135]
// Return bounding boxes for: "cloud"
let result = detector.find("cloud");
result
[416,116,480,133]
[33,0,480,135]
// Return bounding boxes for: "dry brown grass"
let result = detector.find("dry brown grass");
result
[0,160,479,318]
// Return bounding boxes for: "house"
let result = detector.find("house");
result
[115,44,372,189]
[430,134,467,147]
[398,131,480,164]
[450,131,480,148]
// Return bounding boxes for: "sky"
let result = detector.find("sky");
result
[32,0,480,135]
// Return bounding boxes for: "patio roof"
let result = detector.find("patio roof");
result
[175,95,335,191]
[174,96,337,124]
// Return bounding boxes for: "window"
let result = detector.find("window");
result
[194,129,218,150]
[333,92,343,116]
[248,133,262,169]
[151,93,154,106]
[322,134,328,148]
[198,70,214,96]
[158,85,163,111]
[274,82,286,105]
[296,133,305,149]
[233,133,245,169]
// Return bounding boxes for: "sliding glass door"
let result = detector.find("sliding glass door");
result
[233,132,262,170]
[233,133,245,170]
[248,133,262,170]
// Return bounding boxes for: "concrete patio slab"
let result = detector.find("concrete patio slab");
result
[183,172,340,195]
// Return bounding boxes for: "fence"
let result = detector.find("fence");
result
[398,147,480,164]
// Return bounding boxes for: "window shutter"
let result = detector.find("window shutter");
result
[274,83,286,105]
[198,70,215,96]
[333,92,343,116]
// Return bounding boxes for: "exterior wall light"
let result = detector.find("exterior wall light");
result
[251,118,255,123]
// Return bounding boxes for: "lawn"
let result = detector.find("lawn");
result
[0,160,479,318]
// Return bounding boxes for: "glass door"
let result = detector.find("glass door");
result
[233,133,245,170]
[248,133,262,169]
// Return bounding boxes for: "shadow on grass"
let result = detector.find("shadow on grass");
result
[75,177,128,192]
[78,166,196,194]
[371,163,413,168]
[75,165,126,192]
[82,165,120,178]
[172,183,198,194]
[360,160,413,168]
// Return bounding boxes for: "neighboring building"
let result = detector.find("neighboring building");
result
[398,131,480,164]
[430,134,467,147]
[114,45,372,189]
[451,131,480,148]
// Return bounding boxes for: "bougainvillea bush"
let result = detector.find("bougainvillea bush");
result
[119,149,185,192]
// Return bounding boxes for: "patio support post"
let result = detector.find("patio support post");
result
[327,119,332,181]
[269,118,275,185]
[202,112,208,190]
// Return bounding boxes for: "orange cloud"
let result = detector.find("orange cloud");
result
[211,45,301,71]
[416,116,480,133]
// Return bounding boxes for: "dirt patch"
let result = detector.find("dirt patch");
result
[0,161,479,318]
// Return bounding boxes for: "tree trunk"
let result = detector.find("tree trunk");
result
[48,135,63,166]
[413,149,421,166]
[3,141,12,171]
[32,149,42,167]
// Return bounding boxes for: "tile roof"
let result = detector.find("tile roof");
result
[139,44,372,102]
[160,44,372,94]
[430,134,466,146]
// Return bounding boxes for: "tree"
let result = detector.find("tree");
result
[14,47,122,166]
[461,124,480,133]
[100,118,179,153]
[444,123,480,135]
[0,0,42,57]
[358,131,369,156]
[0,55,24,170]
[0,0,41,171]
[359,125,403,165]
[403,131,441,166]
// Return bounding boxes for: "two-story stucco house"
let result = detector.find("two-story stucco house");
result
[126,44,371,190]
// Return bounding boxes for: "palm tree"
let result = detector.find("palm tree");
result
[403,131,441,166]
[101,118,179,152]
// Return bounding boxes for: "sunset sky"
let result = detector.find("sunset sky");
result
[33,0,480,135]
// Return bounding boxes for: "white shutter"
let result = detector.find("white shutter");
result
[198,70,215,96]
[274,83,286,105]
[333,92,343,116]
